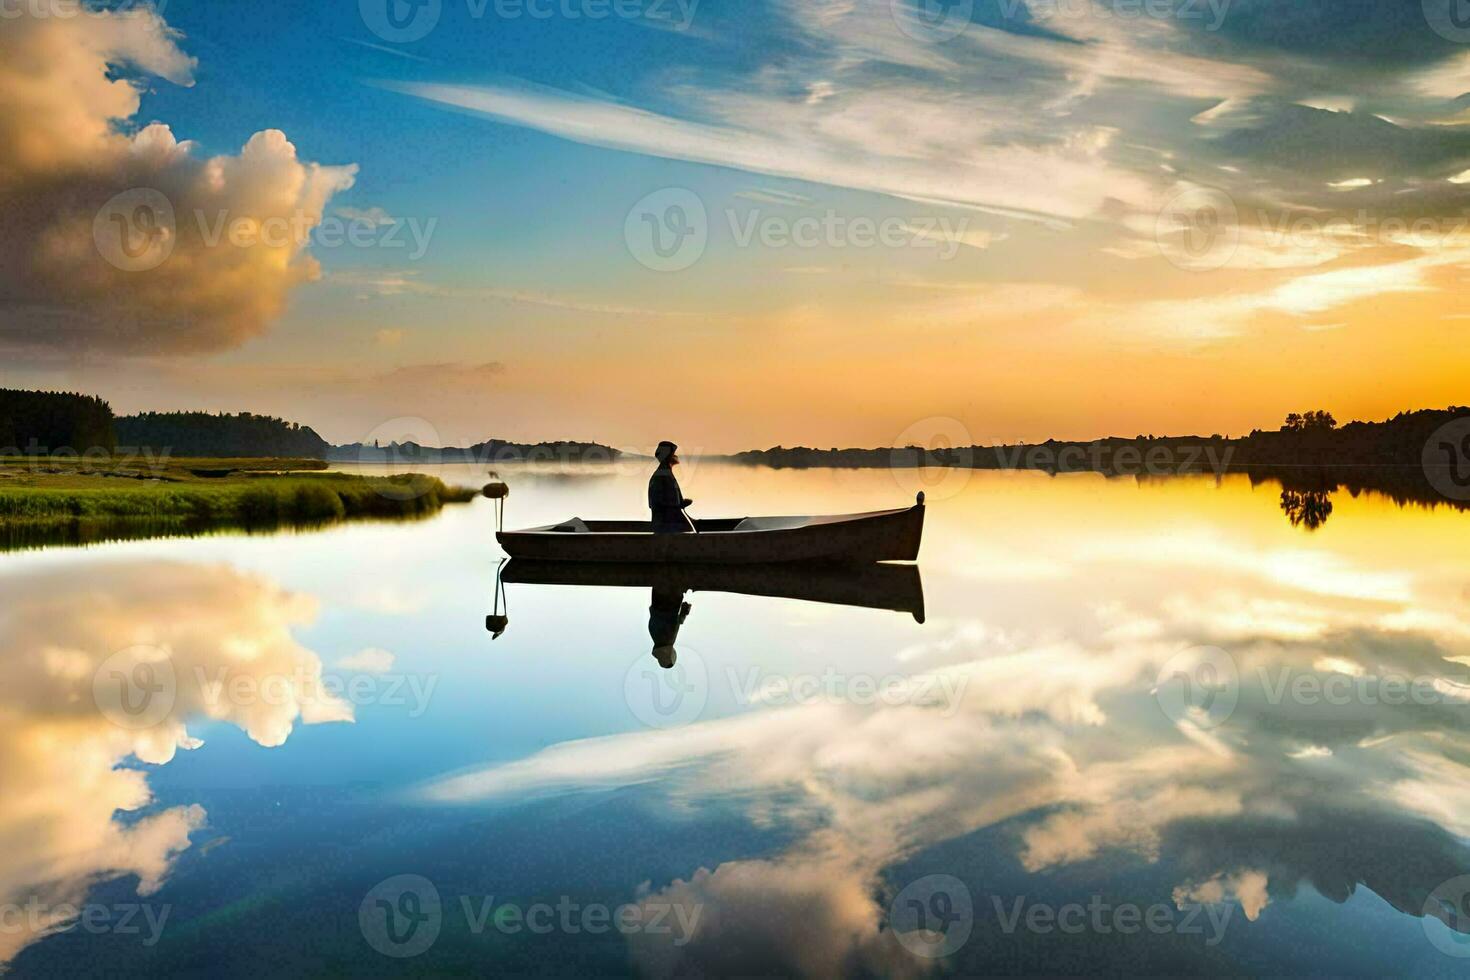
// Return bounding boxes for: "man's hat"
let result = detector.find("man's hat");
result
[655,440,678,462]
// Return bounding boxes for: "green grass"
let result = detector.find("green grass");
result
[0,468,476,529]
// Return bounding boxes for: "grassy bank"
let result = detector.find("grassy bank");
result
[0,462,477,534]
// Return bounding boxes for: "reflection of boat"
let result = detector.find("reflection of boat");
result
[496,495,925,564]
[501,558,925,622]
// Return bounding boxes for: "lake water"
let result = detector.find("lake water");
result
[4,462,1470,976]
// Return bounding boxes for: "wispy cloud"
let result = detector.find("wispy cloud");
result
[376,78,1154,223]
[328,269,706,317]
[338,35,432,62]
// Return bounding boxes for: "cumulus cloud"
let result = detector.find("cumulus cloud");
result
[0,559,350,963]
[336,647,396,674]
[0,5,356,356]
[626,845,924,979]
[1173,871,1271,921]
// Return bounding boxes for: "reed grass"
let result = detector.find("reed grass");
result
[0,471,477,528]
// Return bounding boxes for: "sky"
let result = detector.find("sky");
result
[2,0,1469,451]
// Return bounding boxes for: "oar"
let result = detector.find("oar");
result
[682,505,699,534]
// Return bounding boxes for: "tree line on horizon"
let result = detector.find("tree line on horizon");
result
[0,389,618,460]
[114,411,331,458]
[735,407,1470,469]
[0,390,331,458]
[3,388,1466,464]
[0,389,115,454]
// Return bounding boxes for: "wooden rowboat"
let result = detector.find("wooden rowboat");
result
[496,493,925,564]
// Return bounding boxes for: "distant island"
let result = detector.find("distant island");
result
[727,407,1470,523]
[729,408,1470,474]
[330,439,622,464]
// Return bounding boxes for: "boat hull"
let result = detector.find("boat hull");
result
[496,503,924,564]
[501,558,925,621]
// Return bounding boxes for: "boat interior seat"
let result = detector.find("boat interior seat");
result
[551,517,590,532]
[732,516,810,532]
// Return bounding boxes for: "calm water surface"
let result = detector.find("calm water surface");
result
[4,462,1470,976]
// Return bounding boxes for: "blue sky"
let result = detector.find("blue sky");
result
[3,0,1470,448]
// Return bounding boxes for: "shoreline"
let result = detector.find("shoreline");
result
[0,465,478,546]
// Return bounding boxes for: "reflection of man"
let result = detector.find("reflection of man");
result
[648,587,691,669]
[648,440,695,533]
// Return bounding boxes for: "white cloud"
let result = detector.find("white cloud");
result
[413,488,1470,975]
[0,560,349,963]
[336,648,396,674]
[0,6,355,356]
[377,68,1157,223]
[335,205,396,226]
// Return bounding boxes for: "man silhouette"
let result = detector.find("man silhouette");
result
[648,440,695,533]
[648,586,691,669]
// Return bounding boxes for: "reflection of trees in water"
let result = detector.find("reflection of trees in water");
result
[1244,464,1470,516]
[1280,489,1334,530]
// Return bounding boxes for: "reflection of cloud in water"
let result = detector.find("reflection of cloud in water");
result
[425,532,1470,975]
[0,561,348,962]
[627,845,924,979]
